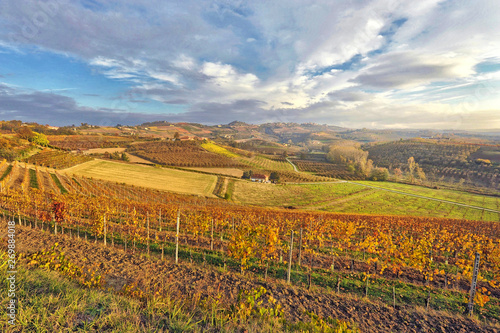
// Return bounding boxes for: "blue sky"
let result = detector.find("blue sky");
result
[0,0,499,129]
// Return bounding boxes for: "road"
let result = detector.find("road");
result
[285,157,299,172]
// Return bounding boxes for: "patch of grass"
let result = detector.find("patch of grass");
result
[357,181,500,211]
[232,181,499,221]
[72,177,82,187]
[50,173,68,194]
[0,164,13,181]
[225,179,235,200]
[29,169,39,189]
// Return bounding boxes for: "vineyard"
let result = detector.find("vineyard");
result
[367,140,500,190]
[24,149,94,169]
[0,155,499,331]
[127,141,245,168]
[234,139,290,155]
[293,159,364,180]
[234,155,334,183]
[239,155,294,171]
[1,160,499,330]
[47,135,134,150]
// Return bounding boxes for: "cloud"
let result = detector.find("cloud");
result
[353,52,476,89]
[0,0,499,129]
[0,83,170,126]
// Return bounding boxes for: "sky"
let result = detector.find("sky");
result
[0,0,500,129]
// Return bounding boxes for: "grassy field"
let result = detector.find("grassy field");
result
[356,181,500,210]
[232,180,500,221]
[63,159,218,197]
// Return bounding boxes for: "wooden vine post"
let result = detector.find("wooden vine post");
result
[175,209,180,264]
[467,252,481,316]
[53,212,57,235]
[210,219,215,251]
[393,286,396,308]
[147,212,150,255]
[287,230,294,284]
[298,227,303,266]
[103,213,107,246]
[159,209,162,232]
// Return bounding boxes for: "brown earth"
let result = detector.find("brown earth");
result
[12,225,500,333]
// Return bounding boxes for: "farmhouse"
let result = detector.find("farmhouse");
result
[250,173,269,182]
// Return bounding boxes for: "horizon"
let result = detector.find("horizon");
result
[7,118,500,134]
[1,1,500,129]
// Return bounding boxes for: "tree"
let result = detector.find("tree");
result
[393,168,403,180]
[370,167,389,181]
[17,126,35,140]
[407,157,416,182]
[242,170,253,179]
[416,165,426,181]
[0,137,12,149]
[174,132,180,141]
[121,152,130,162]
[31,132,49,146]
[269,171,280,183]
[327,145,368,165]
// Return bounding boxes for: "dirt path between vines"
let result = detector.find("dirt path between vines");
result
[14,226,499,333]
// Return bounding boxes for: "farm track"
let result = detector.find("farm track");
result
[286,157,299,172]
[14,226,500,333]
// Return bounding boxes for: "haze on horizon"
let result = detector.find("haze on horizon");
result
[0,0,499,130]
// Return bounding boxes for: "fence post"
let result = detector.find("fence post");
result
[287,230,294,284]
[147,212,150,255]
[298,228,302,266]
[175,210,180,264]
[210,219,214,251]
[467,252,481,316]
[393,286,396,308]
[103,214,107,246]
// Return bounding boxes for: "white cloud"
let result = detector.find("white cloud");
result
[354,52,476,89]
[0,0,499,128]
[200,61,259,93]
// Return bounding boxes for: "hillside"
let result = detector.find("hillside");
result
[1,166,499,332]
[0,120,499,332]
[367,139,500,191]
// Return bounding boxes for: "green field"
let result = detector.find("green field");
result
[356,181,500,210]
[63,159,218,197]
[232,180,500,221]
